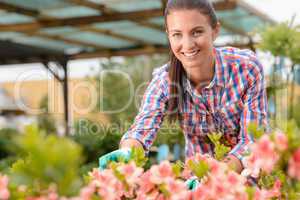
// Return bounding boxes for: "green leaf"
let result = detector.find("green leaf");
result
[187,159,209,179]
[246,186,255,200]
[158,183,171,197]
[130,146,148,168]
[172,160,184,177]
[208,133,230,160]
[247,123,264,139]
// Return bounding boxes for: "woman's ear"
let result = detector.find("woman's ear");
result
[166,29,169,37]
[166,29,171,41]
[212,22,221,41]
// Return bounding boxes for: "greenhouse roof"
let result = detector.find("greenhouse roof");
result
[0,0,275,64]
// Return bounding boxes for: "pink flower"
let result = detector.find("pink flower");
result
[192,184,211,200]
[288,148,300,180]
[89,168,124,199]
[79,185,96,200]
[243,135,279,176]
[149,161,174,184]
[226,171,246,188]
[0,174,9,200]
[266,179,281,198]
[117,162,143,186]
[253,180,282,200]
[256,135,276,157]
[274,130,288,151]
[165,179,190,200]
[138,171,155,194]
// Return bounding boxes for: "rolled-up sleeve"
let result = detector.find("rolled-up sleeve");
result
[228,56,269,162]
[120,66,169,152]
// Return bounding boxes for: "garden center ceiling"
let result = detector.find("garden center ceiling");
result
[0,0,275,64]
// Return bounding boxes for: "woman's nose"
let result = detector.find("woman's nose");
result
[181,36,196,51]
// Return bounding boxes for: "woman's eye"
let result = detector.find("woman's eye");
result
[193,30,203,36]
[172,33,181,38]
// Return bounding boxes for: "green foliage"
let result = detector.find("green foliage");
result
[291,103,300,128]
[0,128,20,173]
[208,133,230,160]
[154,122,185,148]
[158,183,171,198]
[172,160,184,177]
[0,128,20,159]
[247,123,265,139]
[187,159,209,179]
[92,55,168,124]
[0,157,17,174]
[259,170,285,189]
[9,125,83,196]
[288,30,300,64]
[258,22,296,57]
[79,162,98,177]
[71,119,122,164]
[37,95,57,134]
[245,186,255,200]
[283,121,300,151]
[130,146,148,168]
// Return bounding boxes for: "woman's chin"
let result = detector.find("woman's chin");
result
[182,62,201,70]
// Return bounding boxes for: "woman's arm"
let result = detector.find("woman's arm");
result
[223,155,243,173]
[119,65,169,153]
[120,138,144,149]
[227,55,269,173]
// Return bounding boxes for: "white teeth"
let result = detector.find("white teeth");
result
[183,50,199,57]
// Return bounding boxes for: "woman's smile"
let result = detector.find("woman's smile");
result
[182,50,200,58]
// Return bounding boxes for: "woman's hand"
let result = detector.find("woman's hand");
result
[98,138,145,170]
[98,148,132,170]
[222,155,243,173]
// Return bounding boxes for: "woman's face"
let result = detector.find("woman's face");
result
[166,9,220,71]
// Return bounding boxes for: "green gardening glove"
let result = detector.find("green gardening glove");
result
[99,148,132,170]
[185,177,200,190]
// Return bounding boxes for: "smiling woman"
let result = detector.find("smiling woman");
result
[99,0,269,189]
[166,9,218,86]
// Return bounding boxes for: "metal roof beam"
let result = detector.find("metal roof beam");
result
[0,2,40,17]
[0,2,156,49]
[66,0,113,13]
[79,26,148,45]
[214,0,238,11]
[66,0,164,32]
[0,8,163,32]
[25,31,109,50]
[71,45,169,59]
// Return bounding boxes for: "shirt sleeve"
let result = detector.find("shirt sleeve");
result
[120,68,169,153]
[228,55,269,163]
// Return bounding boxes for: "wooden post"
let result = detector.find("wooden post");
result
[60,59,70,136]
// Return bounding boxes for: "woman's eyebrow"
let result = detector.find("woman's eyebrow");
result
[169,26,205,32]
[191,26,205,31]
[169,29,182,32]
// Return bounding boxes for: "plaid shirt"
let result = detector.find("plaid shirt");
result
[121,47,269,163]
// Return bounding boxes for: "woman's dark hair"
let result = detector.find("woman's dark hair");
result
[165,0,218,123]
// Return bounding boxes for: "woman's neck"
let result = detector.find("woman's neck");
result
[186,56,215,91]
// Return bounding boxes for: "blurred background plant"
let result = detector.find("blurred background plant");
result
[8,125,83,198]
[0,128,20,173]
[37,95,57,135]
[258,19,300,125]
